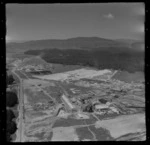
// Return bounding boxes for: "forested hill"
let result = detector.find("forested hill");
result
[7,37,143,53]
[24,48,144,73]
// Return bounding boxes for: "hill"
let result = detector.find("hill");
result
[6,37,140,53]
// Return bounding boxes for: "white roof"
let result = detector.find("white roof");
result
[95,104,108,109]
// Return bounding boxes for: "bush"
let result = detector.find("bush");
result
[6,132,11,142]
[6,121,17,134]
[7,109,15,122]
[6,92,18,107]
[6,74,15,86]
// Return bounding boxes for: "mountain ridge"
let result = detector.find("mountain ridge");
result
[6,37,144,53]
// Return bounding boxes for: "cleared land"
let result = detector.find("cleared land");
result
[33,68,111,81]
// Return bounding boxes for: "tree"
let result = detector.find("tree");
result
[7,74,15,86]
[7,109,15,121]
[6,92,18,107]
[6,121,17,134]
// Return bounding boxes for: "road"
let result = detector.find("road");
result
[12,69,24,142]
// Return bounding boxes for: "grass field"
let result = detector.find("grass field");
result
[89,125,113,140]
[51,127,78,141]
[26,131,53,141]
[83,115,98,124]
[112,71,144,83]
[32,132,45,140]
[24,88,51,104]
[76,126,93,141]
[52,118,85,128]
[33,68,111,81]
[46,132,53,141]
[44,86,63,103]
[95,113,145,139]
[49,63,84,73]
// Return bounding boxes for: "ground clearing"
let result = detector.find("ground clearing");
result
[33,68,111,81]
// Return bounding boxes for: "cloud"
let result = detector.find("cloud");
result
[103,13,114,19]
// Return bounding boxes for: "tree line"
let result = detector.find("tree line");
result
[6,72,18,142]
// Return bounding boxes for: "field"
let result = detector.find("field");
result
[25,110,48,119]
[33,68,111,81]
[89,125,113,140]
[29,71,52,75]
[94,113,145,139]
[75,126,94,141]
[26,131,53,141]
[24,79,55,88]
[51,127,79,141]
[24,88,51,104]
[52,118,85,128]
[84,115,98,124]
[112,71,144,83]
[44,86,63,103]
[49,63,84,73]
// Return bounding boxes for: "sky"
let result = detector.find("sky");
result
[6,3,145,42]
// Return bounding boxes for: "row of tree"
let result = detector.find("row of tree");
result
[6,73,18,142]
[6,109,17,142]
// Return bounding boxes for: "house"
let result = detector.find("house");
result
[95,104,109,110]
[61,94,74,111]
